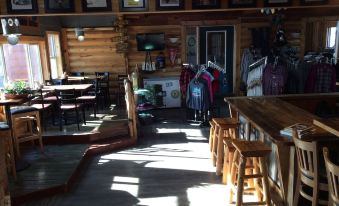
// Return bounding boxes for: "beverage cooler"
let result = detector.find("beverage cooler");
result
[143,77,181,108]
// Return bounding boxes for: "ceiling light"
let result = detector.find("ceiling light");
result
[75,28,85,42]
[1,18,21,45]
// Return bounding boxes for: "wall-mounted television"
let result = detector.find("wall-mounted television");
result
[136,33,165,51]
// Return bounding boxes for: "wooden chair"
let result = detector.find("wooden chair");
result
[55,89,86,131]
[323,147,339,206]
[292,131,328,206]
[229,140,271,206]
[10,107,43,158]
[95,72,110,107]
[77,79,98,118]
[30,89,54,130]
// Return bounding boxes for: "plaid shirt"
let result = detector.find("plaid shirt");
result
[305,63,336,93]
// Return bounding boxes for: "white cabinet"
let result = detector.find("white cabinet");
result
[143,77,181,108]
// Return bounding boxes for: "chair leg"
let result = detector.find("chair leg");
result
[75,109,80,131]
[82,107,86,125]
[94,101,97,118]
[59,111,63,131]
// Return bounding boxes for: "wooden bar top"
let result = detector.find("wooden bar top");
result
[225,97,330,144]
[313,118,339,137]
[0,99,24,106]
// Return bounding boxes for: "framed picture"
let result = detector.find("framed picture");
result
[229,0,256,8]
[264,0,291,6]
[156,0,184,11]
[82,0,112,12]
[6,0,38,14]
[119,0,148,12]
[192,0,220,9]
[300,0,327,5]
[44,0,75,13]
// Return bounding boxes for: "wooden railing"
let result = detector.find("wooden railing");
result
[124,79,137,141]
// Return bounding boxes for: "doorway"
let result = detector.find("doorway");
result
[199,26,234,95]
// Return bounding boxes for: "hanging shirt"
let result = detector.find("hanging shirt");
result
[305,63,336,93]
[201,72,214,103]
[179,68,195,99]
[240,48,255,85]
[186,79,210,111]
[263,64,288,95]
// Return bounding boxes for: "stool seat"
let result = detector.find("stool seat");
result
[10,106,38,115]
[232,140,271,157]
[213,118,239,126]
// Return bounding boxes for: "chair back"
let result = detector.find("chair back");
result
[292,130,319,180]
[323,147,339,205]
[95,72,109,86]
[70,72,84,77]
[54,89,78,107]
[51,78,68,85]
[30,89,46,109]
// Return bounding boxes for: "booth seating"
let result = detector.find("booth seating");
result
[293,132,328,206]
[10,106,43,158]
[323,147,339,206]
[210,117,239,175]
[229,140,271,206]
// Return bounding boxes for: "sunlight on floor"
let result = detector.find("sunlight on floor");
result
[99,143,215,172]
[111,176,140,197]
[137,196,178,206]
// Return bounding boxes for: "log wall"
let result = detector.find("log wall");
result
[61,28,127,100]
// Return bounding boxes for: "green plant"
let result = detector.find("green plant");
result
[4,81,31,95]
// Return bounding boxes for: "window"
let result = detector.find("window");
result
[47,32,63,79]
[0,43,43,88]
[326,26,337,48]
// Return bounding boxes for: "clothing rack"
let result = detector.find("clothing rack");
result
[207,61,225,73]
[249,56,267,71]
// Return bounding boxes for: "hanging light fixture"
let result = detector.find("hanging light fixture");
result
[75,27,85,42]
[1,18,21,45]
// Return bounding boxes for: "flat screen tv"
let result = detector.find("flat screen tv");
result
[136,33,165,51]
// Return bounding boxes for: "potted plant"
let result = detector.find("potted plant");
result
[4,81,31,99]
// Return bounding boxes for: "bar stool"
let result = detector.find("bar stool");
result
[10,106,43,158]
[293,133,328,206]
[211,117,239,175]
[229,140,271,206]
[323,147,339,206]
[0,122,16,179]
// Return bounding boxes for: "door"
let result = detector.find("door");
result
[199,26,234,95]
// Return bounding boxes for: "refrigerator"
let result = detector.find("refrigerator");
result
[143,77,181,108]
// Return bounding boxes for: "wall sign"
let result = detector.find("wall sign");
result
[82,0,112,12]
[44,0,75,13]
[119,0,148,12]
[156,0,184,11]
[7,0,38,14]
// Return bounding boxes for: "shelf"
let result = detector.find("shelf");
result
[141,67,181,78]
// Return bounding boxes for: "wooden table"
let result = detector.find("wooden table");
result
[42,84,92,92]
[313,118,339,137]
[225,96,331,206]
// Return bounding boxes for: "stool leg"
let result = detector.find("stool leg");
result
[253,157,263,201]
[229,149,239,204]
[259,157,271,206]
[216,128,224,176]
[209,123,215,152]
[236,156,246,206]
[222,144,229,184]
[212,125,219,166]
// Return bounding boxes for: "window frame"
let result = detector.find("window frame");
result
[0,36,48,88]
[45,31,63,80]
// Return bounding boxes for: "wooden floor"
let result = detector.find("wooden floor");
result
[20,108,237,206]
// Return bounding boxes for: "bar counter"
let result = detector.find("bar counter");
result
[224,93,339,206]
